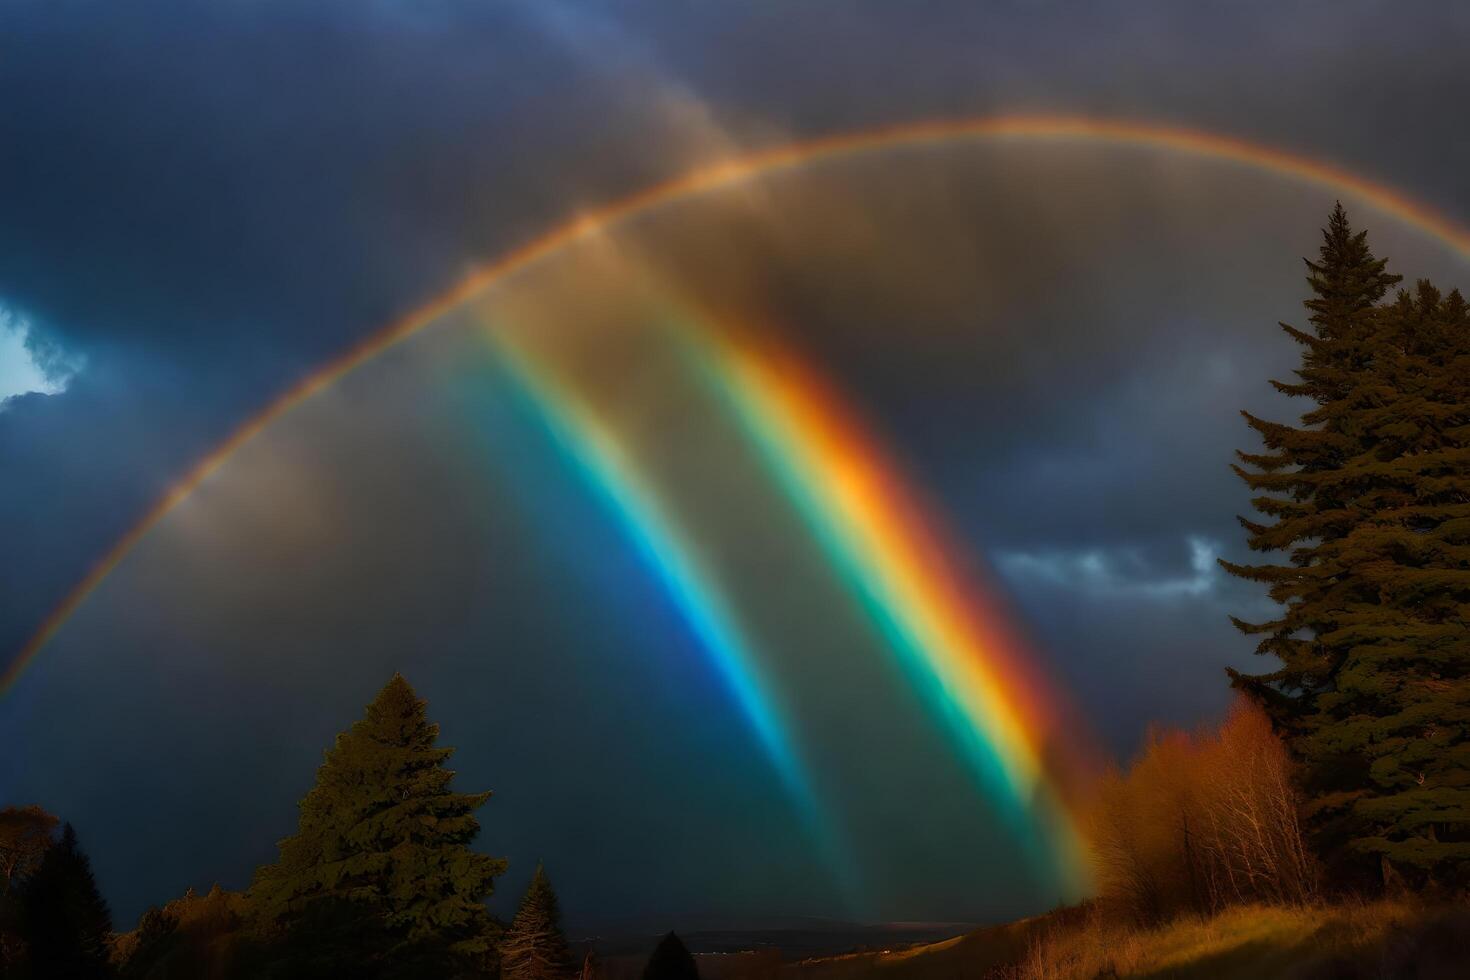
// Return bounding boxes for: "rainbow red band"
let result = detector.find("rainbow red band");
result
[672,320,1095,888]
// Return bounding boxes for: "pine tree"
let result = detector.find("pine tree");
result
[18,823,114,979]
[1224,204,1402,707]
[1314,280,1470,879]
[250,674,506,970]
[500,864,574,980]
[641,932,698,980]
[1224,206,1470,884]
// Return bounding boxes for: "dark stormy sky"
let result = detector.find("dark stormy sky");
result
[4,0,1470,933]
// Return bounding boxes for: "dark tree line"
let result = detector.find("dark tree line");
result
[1225,204,1470,890]
[2,676,698,980]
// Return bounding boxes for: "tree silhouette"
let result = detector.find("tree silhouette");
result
[642,932,698,980]
[500,864,574,980]
[1225,206,1470,884]
[1307,281,1470,882]
[251,673,506,972]
[19,823,113,979]
[1224,203,1402,717]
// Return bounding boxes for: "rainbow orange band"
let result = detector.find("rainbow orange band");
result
[674,321,1094,888]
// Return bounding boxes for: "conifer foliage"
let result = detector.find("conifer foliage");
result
[1225,205,1470,884]
[250,673,506,969]
[18,823,114,979]
[500,864,575,980]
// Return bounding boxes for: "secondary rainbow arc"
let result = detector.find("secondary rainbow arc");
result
[13,115,1470,693]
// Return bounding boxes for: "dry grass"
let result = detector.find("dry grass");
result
[990,899,1464,980]
[776,900,1469,980]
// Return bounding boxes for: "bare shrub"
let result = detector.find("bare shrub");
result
[1086,696,1317,923]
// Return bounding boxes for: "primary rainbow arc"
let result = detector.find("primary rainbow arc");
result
[666,316,1093,886]
[478,328,871,899]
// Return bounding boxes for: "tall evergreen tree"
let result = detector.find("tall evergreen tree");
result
[641,932,698,980]
[500,864,574,980]
[1224,204,1402,708]
[250,674,506,972]
[1225,206,1470,883]
[18,823,113,979]
[1316,280,1470,879]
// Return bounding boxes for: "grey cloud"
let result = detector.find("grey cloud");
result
[994,535,1223,600]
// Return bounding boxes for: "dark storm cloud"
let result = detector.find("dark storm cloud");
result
[7,0,1470,932]
[621,0,1470,204]
[0,1,734,361]
[0,0,749,655]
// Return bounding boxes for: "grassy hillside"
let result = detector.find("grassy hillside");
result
[769,901,1468,980]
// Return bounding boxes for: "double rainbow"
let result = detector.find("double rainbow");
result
[473,302,1091,892]
[12,114,1470,893]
